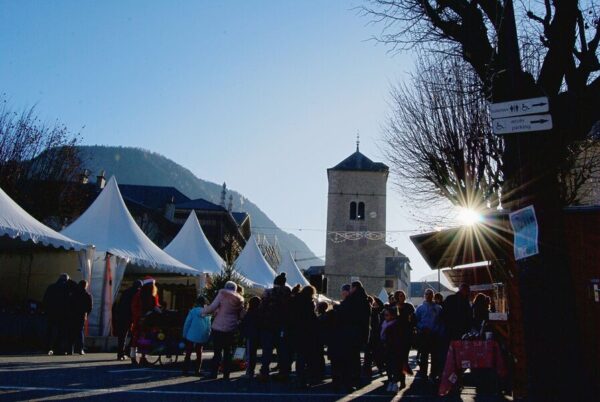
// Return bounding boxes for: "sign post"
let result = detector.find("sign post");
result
[490,96,552,135]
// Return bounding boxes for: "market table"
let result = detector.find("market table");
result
[439,340,507,396]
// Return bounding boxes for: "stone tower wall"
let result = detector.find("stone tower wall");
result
[324,169,396,297]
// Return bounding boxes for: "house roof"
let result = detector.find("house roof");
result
[329,151,388,172]
[119,184,190,209]
[175,198,227,212]
[231,212,249,226]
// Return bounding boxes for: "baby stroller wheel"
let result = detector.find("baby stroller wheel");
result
[145,355,160,365]
[159,354,179,366]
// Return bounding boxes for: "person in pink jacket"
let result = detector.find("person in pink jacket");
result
[202,281,244,380]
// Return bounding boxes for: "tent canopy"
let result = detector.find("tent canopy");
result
[234,235,276,288]
[278,251,309,287]
[164,211,225,274]
[378,288,389,302]
[0,185,88,252]
[62,176,197,276]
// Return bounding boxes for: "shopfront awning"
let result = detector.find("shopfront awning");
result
[409,213,511,270]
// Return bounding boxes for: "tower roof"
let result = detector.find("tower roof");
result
[329,151,389,172]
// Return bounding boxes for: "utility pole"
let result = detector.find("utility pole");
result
[493,1,585,400]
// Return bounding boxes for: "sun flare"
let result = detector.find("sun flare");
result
[456,207,483,226]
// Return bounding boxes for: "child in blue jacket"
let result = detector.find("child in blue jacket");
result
[182,296,211,375]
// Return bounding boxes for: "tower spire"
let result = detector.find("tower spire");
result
[356,131,360,152]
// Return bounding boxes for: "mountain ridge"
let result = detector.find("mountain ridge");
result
[77,145,321,269]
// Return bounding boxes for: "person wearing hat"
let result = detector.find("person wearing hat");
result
[257,272,292,382]
[113,280,142,360]
[202,281,244,380]
[130,276,160,365]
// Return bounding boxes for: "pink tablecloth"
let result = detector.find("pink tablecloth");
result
[439,340,507,396]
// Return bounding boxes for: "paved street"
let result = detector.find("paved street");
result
[0,352,512,401]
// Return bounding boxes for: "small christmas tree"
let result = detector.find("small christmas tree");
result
[203,263,248,303]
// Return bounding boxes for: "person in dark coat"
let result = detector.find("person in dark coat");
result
[381,306,404,393]
[394,290,416,381]
[70,280,92,354]
[43,273,70,355]
[441,284,471,340]
[334,281,371,390]
[239,296,261,378]
[363,296,384,378]
[471,293,490,333]
[315,301,330,381]
[112,280,142,360]
[257,273,292,382]
[291,285,318,387]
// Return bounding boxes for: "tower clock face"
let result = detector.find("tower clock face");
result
[369,211,377,218]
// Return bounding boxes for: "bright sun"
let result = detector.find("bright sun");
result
[457,207,483,226]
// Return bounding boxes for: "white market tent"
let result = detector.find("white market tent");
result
[62,176,198,335]
[378,288,390,302]
[0,186,93,303]
[234,234,276,289]
[278,251,309,287]
[164,211,225,289]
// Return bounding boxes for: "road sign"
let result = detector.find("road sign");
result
[490,96,549,119]
[492,114,553,135]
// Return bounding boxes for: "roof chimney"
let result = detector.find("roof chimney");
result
[228,194,233,212]
[96,170,106,189]
[220,182,227,207]
[80,169,90,184]
[164,196,175,221]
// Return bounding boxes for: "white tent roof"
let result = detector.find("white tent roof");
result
[234,234,276,288]
[378,288,390,302]
[278,251,309,287]
[62,177,198,276]
[164,211,225,274]
[0,185,88,251]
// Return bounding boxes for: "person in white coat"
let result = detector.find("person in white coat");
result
[182,296,211,376]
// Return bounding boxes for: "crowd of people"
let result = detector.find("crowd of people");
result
[174,274,493,393]
[42,273,92,356]
[43,271,495,394]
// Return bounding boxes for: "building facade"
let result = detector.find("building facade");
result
[324,147,411,298]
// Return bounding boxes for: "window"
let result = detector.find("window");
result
[357,202,365,220]
[385,279,394,288]
[349,202,357,220]
[350,201,365,220]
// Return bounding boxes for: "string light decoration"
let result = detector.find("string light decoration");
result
[327,231,387,243]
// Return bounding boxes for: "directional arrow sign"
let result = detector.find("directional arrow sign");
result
[492,114,553,135]
[490,96,549,119]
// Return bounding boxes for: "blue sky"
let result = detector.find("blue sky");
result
[0,0,441,280]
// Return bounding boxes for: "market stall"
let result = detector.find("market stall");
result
[61,177,198,336]
[410,215,516,396]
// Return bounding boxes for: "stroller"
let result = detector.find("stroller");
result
[137,309,185,366]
